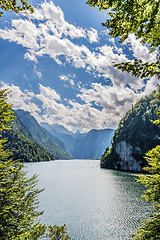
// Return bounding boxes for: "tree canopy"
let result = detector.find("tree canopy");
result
[86,0,160,79]
[87,2,160,239]
[101,90,160,170]
[0,89,46,239]
[86,0,160,51]
[132,145,160,240]
[0,90,71,239]
[0,0,34,17]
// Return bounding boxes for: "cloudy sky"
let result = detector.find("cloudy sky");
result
[0,0,158,132]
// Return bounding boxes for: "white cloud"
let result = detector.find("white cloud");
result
[0,2,158,132]
[59,75,69,81]
[70,79,74,86]
[0,2,126,77]
[0,82,41,120]
[123,34,157,63]
[0,19,39,50]
[37,84,61,101]
[24,50,38,62]
[59,74,75,86]
[34,66,42,79]
[0,1,157,93]
[87,28,99,43]
[1,81,158,132]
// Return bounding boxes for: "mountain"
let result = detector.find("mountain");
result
[41,122,115,159]
[2,129,54,162]
[71,129,115,159]
[51,124,73,135]
[101,90,160,172]
[14,109,72,160]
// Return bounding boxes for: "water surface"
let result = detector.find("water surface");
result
[26,160,151,240]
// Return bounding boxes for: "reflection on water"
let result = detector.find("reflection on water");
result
[26,160,152,240]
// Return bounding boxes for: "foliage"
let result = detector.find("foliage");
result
[132,87,160,239]
[86,0,160,78]
[86,0,160,51]
[0,160,46,240]
[132,145,160,240]
[2,129,54,162]
[0,89,15,132]
[114,59,160,79]
[101,147,110,167]
[0,89,70,240]
[46,224,71,240]
[0,0,34,17]
[101,90,160,169]
[152,85,160,127]
[0,89,71,239]
[0,89,46,239]
[87,1,160,239]
[15,109,72,160]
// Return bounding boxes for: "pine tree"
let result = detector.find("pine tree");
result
[0,89,46,239]
[132,87,160,239]
[132,145,160,240]
[46,224,71,240]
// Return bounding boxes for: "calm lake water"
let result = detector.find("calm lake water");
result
[26,160,152,240]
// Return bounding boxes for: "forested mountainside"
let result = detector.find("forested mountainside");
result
[2,129,53,162]
[41,123,114,159]
[13,110,72,160]
[101,90,160,172]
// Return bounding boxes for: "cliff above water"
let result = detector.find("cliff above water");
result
[101,90,160,172]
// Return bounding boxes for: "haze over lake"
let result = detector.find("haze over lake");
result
[26,160,152,240]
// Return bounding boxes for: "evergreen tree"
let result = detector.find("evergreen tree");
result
[0,160,46,239]
[0,89,46,239]
[46,224,71,240]
[86,2,160,238]
[0,90,71,239]
[132,88,160,239]
[132,145,160,240]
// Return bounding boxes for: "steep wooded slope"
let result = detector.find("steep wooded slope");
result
[13,110,72,160]
[101,90,160,172]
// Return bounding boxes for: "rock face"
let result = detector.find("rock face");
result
[115,141,142,172]
[101,90,160,172]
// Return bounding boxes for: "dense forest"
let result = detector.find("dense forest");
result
[0,111,73,162]
[101,90,160,171]
[2,129,54,162]
[14,109,72,160]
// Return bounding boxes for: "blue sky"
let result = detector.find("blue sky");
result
[0,0,158,132]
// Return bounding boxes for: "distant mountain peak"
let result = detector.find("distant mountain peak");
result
[52,124,71,135]
[41,122,115,159]
[14,110,72,160]
[41,122,73,135]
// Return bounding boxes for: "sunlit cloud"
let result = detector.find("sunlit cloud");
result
[0,1,158,132]
[1,80,158,132]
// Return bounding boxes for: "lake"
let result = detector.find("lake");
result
[26,160,152,240]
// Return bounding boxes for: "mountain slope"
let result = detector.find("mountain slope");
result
[2,129,54,162]
[41,122,115,159]
[71,129,115,159]
[101,90,160,172]
[14,109,72,159]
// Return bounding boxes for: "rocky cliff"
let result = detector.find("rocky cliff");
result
[101,90,160,172]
